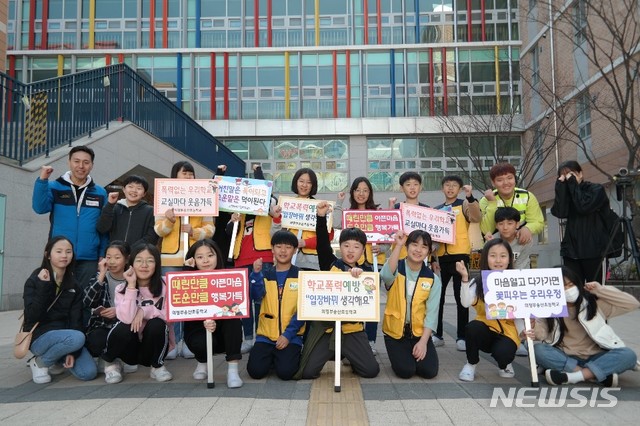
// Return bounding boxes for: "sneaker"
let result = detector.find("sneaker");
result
[193,362,207,380]
[227,364,243,388]
[498,363,515,378]
[432,336,444,347]
[48,363,65,376]
[29,357,51,384]
[241,339,254,354]
[122,363,138,374]
[104,362,123,384]
[456,339,466,352]
[458,362,476,382]
[600,373,619,387]
[516,343,528,357]
[93,357,106,374]
[150,365,173,382]
[545,369,568,385]
[369,341,378,356]
[181,341,195,359]
[165,345,178,360]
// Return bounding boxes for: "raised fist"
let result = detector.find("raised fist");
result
[40,166,54,180]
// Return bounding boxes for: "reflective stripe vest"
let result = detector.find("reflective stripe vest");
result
[256,268,305,341]
[383,261,435,339]
[472,298,520,346]
[494,188,530,222]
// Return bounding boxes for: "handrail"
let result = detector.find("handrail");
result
[0,64,244,176]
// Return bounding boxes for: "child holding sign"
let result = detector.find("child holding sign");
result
[182,239,243,387]
[297,201,380,380]
[534,266,639,387]
[381,230,441,379]
[246,231,305,380]
[456,239,520,382]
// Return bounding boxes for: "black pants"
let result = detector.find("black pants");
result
[465,320,516,369]
[384,333,439,379]
[184,319,243,363]
[85,327,110,357]
[436,259,469,340]
[246,341,301,380]
[102,318,169,368]
[563,257,605,284]
[301,331,380,379]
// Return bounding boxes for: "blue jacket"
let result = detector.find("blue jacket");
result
[32,173,108,261]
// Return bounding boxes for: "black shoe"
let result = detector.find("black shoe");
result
[600,373,618,387]
[545,369,568,385]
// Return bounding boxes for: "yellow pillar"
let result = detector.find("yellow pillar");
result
[89,0,96,49]
[315,0,320,46]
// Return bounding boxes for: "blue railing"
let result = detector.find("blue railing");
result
[0,64,245,176]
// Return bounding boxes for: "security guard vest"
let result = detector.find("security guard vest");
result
[232,214,273,259]
[256,268,305,341]
[383,261,435,339]
[472,298,519,346]
[494,188,530,223]
[435,199,471,257]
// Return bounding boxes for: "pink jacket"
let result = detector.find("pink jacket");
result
[115,283,168,336]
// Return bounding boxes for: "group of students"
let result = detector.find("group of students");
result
[23,158,639,389]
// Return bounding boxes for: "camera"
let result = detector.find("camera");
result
[614,168,638,200]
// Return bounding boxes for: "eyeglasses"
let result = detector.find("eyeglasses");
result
[134,258,156,265]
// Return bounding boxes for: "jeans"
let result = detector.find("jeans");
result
[534,342,638,382]
[31,330,97,381]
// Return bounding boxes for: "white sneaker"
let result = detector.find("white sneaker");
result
[93,357,106,374]
[193,362,207,380]
[369,341,378,356]
[498,363,515,378]
[432,336,444,347]
[181,341,195,359]
[456,339,466,352]
[165,345,178,360]
[227,364,243,388]
[29,357,51,384]
[104,362,123,384]
[515,343,528,357]
[48,363,65,375]
[150,365,173,382]
[241,339,254,354]
[122,362,138,374]
[458,363,476,382]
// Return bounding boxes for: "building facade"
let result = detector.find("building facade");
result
[5,0,524,203]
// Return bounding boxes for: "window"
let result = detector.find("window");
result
[573,0,587,46]
[577,91,592,141]
[531,43,539,87]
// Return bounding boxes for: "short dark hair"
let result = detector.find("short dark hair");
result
[291,168,318,196]
[406,230,432,250]
[123,175,149,192]
[399,171,422,186]
[489,163,517,180]
[558,160,582,177]
[69,146,95,162]
[171,161,196,179]
[339,228,367,246]
[441,175,464,187]
[494,207,521,223]
[106,240,131,259]
[271,230,299,248]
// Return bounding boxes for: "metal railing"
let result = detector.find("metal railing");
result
[0,64,244,176]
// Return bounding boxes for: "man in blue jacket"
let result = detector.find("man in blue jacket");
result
[32,146,108,294]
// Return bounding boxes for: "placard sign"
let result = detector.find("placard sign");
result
[342,210,402,244]
[154,178,219,216]
[297,271,380,322]
[400,203,455,244]
[165,269,249,321]
[212,175,273,215]
[481,268,568,319]
[278,196,334,231]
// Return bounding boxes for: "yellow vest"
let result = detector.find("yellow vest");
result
[383,261,434,339]
[494,188,530,221]
[157,217,214,267]
[361,244,386,266]
[472,298,520,346]
[436,201,472,257]
[287,228,319,255]
[256,270,305,341]
[232,214,273,259]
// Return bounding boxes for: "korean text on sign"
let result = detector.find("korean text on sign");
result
[400,203,456,244]
[297,271,380,322]
[166,269,249,322]
[343,210,402,244]
[154,178,219,217]
[213,175,273,216]
[481,268,568,320]
[278,196,334,231]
